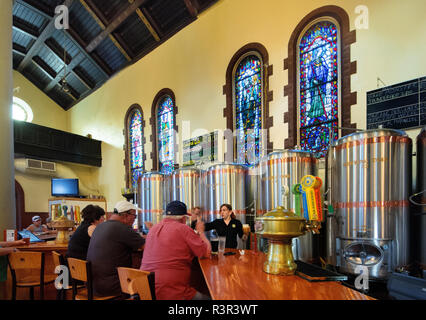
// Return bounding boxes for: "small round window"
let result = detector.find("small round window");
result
[12,97,33,122]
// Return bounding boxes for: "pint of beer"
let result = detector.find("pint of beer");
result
[243,224,250,235]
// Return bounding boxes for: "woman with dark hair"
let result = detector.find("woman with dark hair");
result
[66,204,105,260]
[204,204,247,249]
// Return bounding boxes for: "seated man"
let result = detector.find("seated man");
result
[26,216,49,234]
[141,201,211,300]
[87,201,145,297]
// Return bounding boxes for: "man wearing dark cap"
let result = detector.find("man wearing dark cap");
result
[141,200,211,300]
[87,200,145,297]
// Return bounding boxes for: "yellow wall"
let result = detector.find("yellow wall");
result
[13,70,72,213]
[13,70,69,130]
[18,0,425,211]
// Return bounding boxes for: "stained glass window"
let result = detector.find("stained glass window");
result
[129,109,144,188]
[157,96,174,174]
[234,55,262,166]
[299,21,339,157]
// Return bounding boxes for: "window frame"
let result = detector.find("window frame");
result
[150,89,178,173]
[296,17,342,155]
[124,104,145,189]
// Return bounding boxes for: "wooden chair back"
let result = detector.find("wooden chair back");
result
[52,251,62,268]
[8,251,43,270]
[67,258,89,282]
[117,267,153,300]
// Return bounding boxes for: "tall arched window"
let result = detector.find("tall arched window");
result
[223,43,273,167]
[157,95,175,174]
[298,20,339,157]
[284,6,357,155]
[234,54,263,165]
[125,104,145,189]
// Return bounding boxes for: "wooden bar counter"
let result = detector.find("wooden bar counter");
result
[198,249,373,300]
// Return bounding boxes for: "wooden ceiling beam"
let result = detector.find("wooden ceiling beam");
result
[17,0,74,72]
[140,7,164,39]
[85,0,147,54]
[66,26,111,77]
[134,6,160,41]
[183,0,200,18]
[81,0,133,61]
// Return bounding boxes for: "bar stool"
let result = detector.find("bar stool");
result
[67,257,119,300]
[117,267,155,300]
[8,251,56,300]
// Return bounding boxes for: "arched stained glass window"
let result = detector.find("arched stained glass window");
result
[299,20,339,157]
[157,96,174,174]
[234,55,262,166]
[129,109,144,188]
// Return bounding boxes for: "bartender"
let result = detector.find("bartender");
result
[204,204,247,249]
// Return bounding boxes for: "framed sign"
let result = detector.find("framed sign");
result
[183,131,218,167]
[367,77,426,130]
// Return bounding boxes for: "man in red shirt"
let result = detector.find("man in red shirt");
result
[140,201,211,300]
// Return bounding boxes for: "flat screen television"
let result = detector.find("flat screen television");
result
[51,178,79,197]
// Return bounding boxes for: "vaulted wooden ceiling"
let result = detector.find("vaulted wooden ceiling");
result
[12,0,218,110]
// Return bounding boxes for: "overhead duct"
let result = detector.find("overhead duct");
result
[14,158,100,196]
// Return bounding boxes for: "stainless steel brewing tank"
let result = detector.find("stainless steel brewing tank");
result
[258,150,318,262]
[204,163,247,224]
[416,127,426,268]
[138,172,165,233]
[165,168,203,227]
[332,129,412,279]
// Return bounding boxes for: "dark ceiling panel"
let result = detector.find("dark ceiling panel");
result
[12,0,218,110]
[90,0,129,22]
[78,58,106,86]
[38,46,64,74]
[66,72,90,96]
[115,12,155,55]
[50,28,81,60]
[94,37,127,72]
[12,29,35,52]
[47,84,75,110]
[146,0,191,31]
[13,1,49,30]
[69,0,103,45]
[22,62,52,89]
[13,54,25,70]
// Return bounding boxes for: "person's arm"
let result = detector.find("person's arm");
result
[87,225,96,237]
[236,220,244,239]
[195,222,211,257]
[26,225,34,232]
[0,247,17,256]
[204,220,215,232]
[0,240,26,247]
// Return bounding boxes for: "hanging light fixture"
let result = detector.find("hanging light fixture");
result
[60,28,70,93]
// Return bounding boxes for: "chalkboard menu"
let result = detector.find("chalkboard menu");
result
[182,131,218,167]
[367,77,426,130]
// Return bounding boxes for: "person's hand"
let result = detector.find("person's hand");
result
[242,234,248,241]
[15,240,26,246]
[144,222,153,230]
[195,221,205,234]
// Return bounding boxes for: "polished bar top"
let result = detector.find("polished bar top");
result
[198,249,373,300]
[15,241,68,251]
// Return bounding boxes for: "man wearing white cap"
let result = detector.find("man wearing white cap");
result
[87,200,145,298]
[26,215,49,234]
